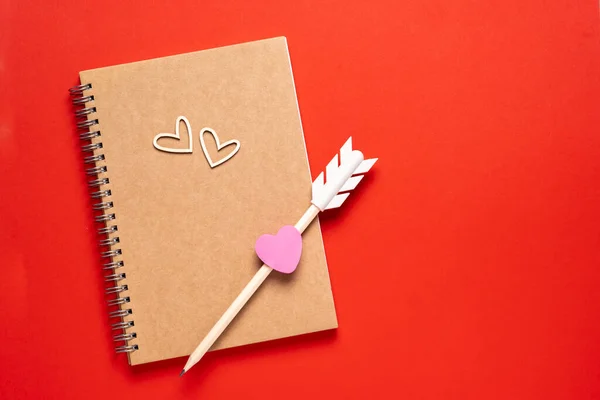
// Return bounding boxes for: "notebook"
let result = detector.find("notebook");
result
[69,37,338,366]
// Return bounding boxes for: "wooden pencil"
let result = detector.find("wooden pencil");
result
[180,204,320,375]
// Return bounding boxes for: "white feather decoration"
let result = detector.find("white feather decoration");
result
[311,137,378,211]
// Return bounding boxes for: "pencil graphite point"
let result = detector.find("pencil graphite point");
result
[179,369,186,377]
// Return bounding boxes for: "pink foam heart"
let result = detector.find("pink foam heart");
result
[255,225,302,274]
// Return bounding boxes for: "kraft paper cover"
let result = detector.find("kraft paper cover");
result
[79,37,337,365]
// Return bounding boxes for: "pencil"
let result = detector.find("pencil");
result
[180,137,377,376]
[180,204,320,375]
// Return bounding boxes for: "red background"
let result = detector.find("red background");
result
[2,1,600,398]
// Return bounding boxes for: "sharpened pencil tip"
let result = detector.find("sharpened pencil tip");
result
[179,369,186,377]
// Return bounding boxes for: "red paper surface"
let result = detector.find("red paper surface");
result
[1,0,600,399]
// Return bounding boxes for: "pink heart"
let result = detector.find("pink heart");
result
[255,225,302,274]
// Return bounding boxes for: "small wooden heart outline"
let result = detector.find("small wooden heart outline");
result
[153,116,193,154]
[199,128,241,168]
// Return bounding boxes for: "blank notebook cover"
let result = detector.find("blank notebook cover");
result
[74,37,337,365]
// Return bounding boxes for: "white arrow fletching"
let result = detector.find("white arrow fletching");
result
[339,175,364,192]
[326,193,351,209]
[311,137,377,211]
[354,158,378,175]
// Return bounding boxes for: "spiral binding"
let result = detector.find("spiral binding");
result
[69,83,137,354]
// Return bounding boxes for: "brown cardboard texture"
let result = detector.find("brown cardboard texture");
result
[79,37,338,365]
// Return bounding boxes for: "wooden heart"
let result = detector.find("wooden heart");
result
[153,116,193,153]
[199,128,241,168]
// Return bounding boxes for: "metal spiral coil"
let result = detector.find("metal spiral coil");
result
[99,237,120,246]
[95,213,115,223]
[75,107,96,118]
[81,142,103,152]
[78,119,99,129]
[89,178,110,188]
[84,154,105,164]
[115,345,139,354]
[112,320,134,330]
[93,201,113,211]
[80,131,101,141]
[69,83,92,95]
[105,273,126,283]
[109,308,132,318]
[107,296,130,306]
[114,332,136,341]
[70,83,136,353]
[72,95,94,105]
[101,249,122,258]
[103,260,124,270]
[105,284,128,295]
[87,166,107,175]
[90,189,111,199]
[98,225,118,235]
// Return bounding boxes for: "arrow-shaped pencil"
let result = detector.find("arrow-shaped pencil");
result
[181,137,377,375]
